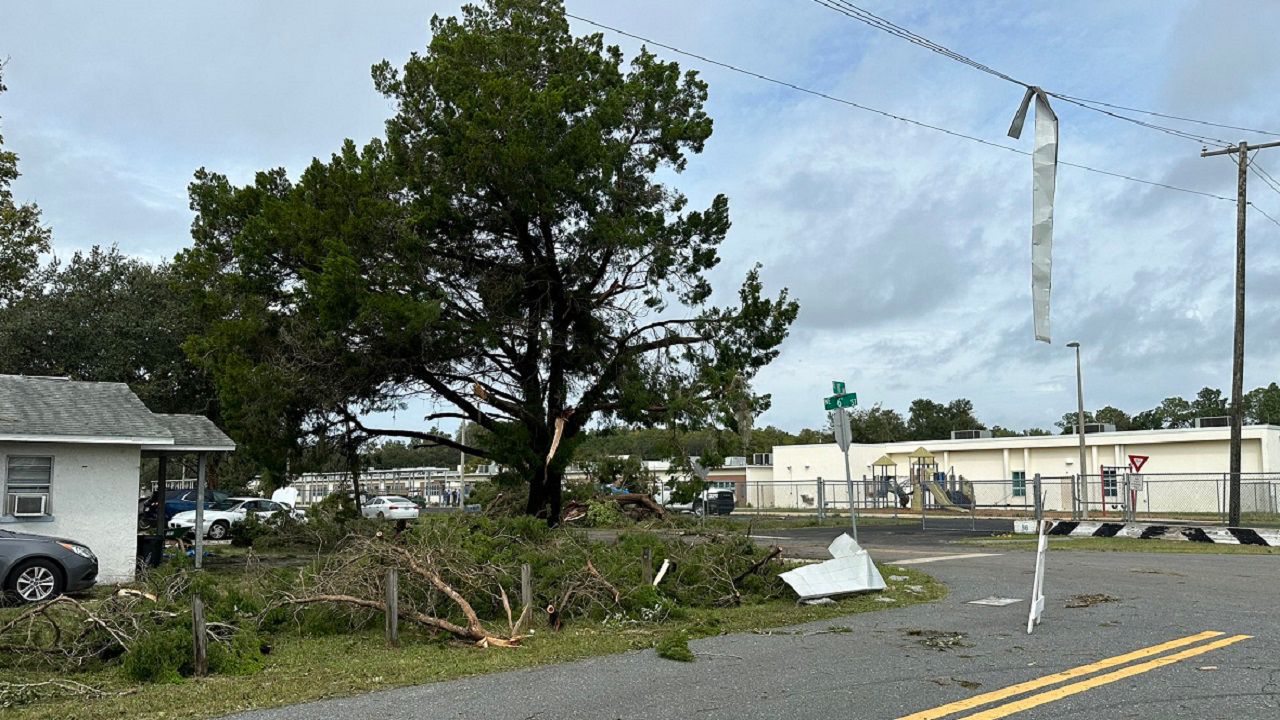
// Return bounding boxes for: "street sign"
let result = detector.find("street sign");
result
[832,380,846,395]
[1128,454,1149,473]
[823,392,858,411]
[833,406,852,453]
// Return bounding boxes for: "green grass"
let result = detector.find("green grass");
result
[2,565,944,720]
[959,535,1280,555]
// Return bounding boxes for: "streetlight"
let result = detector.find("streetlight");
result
[1066,342,1088,519]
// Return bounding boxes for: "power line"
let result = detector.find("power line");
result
[1251,203,1280,230]
[1046,94,1235,147]
[1250,167,1280,198]
[810,0,1264,148]
[1048,92,1280,139]
[1249,159,1280,197]
[809,0,1023,85]
[565,11,1235,203]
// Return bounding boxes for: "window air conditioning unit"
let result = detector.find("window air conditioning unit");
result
[1066,423,1117,435]
[1193,416,1231,428]
[950,430,993,440]
[10,494,47,517]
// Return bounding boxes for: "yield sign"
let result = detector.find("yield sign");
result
[1128,455,1149,473]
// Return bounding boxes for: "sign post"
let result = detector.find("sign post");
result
[825,381,859,541]
[1126,455,1148,523]
[1026,519,1049,634]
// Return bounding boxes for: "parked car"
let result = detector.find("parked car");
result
[655,487,736,516]
[361,496,421,520]
[0,529,98,603]
[138,488,231,525]
[168,497,297,540]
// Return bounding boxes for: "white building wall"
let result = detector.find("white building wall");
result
[1,441,141,584]
[764,427,1280,513]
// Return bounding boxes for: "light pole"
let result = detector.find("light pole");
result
[1067,342,1088,519]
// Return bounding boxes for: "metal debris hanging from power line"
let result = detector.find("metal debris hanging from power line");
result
[1008,86,1059,344]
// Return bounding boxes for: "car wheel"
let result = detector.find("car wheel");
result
[207,521,230,540]
[7,559,64,603]
[377,511,386,520]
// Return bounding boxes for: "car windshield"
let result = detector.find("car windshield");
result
[385,497,412,504]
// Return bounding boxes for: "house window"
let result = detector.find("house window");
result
[5,456,54,518]
[1011,471,1026,498]
[1102,468,1119,498]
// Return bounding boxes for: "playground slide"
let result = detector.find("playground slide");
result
[921,477,973,513]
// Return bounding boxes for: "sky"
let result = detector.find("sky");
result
[3,0,1280,435]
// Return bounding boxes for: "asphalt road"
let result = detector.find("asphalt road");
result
[225,532,1280,720]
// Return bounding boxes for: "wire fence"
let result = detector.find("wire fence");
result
[728,473,1280,529]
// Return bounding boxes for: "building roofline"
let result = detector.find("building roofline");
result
[771,424,1280,452]
[0,433,174,446]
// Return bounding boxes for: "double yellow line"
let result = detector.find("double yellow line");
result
[897,630,1251,720]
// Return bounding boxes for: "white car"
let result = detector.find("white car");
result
[361,496,420,521]
[169,497,295,540]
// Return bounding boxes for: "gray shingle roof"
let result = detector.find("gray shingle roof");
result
[150,414,236,451]
[0,375,173,441]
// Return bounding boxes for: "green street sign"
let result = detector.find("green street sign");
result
[832,380,846,395]
[823,392,858,411]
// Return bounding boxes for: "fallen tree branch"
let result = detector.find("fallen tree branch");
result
[733,546,783,585]
[585,559,621,605]
[275,593,518,647]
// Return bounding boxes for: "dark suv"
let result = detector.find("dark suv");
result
[0,529,98,603]
[138,488,230,525]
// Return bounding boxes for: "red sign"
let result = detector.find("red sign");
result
[1128,454,1149,473]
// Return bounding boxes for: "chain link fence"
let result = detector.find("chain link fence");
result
[731,473,1280,529]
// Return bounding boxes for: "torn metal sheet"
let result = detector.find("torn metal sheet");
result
[779,533,886,601]
[1008,86,1058,344]
[271,486,299,508]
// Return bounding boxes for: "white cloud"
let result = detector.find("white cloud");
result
[3,0,1277,433]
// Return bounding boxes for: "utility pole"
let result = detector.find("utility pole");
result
[1201,139,1280,526]
[1067,342,1087,519]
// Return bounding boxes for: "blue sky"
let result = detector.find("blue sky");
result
[3,0,1280,434]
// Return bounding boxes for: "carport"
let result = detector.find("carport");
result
[141,414,236,569]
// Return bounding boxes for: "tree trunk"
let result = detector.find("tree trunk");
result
[546,466,562,525]
[525,466,547,518]
[525,464,564,526]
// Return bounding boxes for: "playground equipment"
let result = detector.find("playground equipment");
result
[908,447,937,513]
[909,447,975,512]
[869,454,908,509]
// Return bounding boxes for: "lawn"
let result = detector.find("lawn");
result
[1,564,944,720]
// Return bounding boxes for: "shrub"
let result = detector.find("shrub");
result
[121,623,265,683]
[584,498,624,527]
[655,631,694,662]
[229,512,268,547]
[122,627,191,683]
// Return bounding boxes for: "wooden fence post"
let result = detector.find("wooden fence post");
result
[385,568,399,647]
[192,595,208,677]
[641,548,653,585]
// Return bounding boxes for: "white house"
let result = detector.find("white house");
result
[0,375,233,583]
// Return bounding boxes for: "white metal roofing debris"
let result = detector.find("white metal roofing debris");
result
[778,533,886,601]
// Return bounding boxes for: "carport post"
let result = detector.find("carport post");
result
[194,452,207,570]
[154,455,168,566]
